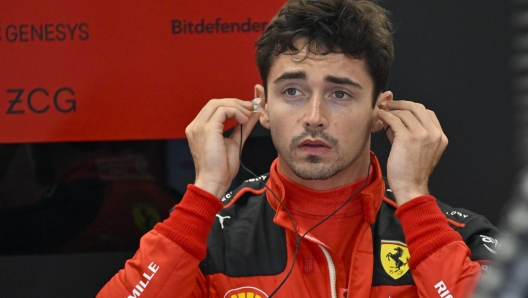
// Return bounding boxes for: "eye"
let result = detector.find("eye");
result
[285,88,300,96]
[334,91,347,99]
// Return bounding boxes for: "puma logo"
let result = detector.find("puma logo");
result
[216,214,231,229]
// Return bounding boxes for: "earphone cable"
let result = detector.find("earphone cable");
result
[238,124,389,297]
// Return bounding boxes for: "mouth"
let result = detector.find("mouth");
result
[297,139,331,155]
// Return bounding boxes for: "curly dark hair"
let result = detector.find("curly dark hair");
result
[255,0,393,105]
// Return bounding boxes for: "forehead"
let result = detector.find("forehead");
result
[267,39,373,87]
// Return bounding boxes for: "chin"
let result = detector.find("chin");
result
[290,161,342,181]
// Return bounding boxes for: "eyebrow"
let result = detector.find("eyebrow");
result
[324,75,363,90]
[273,71,363,90]
[273,71,306,83]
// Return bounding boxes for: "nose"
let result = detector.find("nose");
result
[303,94,328,130]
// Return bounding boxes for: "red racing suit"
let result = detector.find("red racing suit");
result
[98,156,498,297]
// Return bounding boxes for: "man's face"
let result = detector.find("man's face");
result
[258,40,389,189]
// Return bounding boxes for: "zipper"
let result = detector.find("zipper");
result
[319,245,337,298]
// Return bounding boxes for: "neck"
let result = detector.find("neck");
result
[277,167,369,217]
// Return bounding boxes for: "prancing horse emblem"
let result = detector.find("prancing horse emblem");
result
[386,247,409,271]
[380,241,410,279]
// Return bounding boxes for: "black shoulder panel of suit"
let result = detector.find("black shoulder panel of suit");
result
[219,174,270,206]
[372,179,500,286]
[382,180,500,261]
[199,175,287,277]
[434,199,500,261]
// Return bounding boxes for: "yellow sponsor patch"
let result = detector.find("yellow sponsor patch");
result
[381,240,410,279]
[224,286,268,298]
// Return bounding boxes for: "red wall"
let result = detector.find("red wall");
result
[0,0,285,143]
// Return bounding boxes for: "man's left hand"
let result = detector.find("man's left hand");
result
[377,100,448,206]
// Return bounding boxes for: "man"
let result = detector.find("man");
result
[98,0,498,297]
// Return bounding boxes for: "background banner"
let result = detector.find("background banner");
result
[0,0,285,143]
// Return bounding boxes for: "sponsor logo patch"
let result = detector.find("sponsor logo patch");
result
[132,203,162,233]
[480,235,501,254]
[224,286,268,298]
[381,240,410,279]
[216,214,231,229]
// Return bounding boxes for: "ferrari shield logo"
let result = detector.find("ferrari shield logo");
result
[132,202,162,233]
[381,240,410,279]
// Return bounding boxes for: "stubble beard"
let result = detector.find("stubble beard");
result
[289,155,345,180]
[283,130,344,180]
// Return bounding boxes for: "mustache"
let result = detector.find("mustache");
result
[290,130,339,150]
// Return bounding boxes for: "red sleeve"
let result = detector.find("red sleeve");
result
[97,184,223,297]
[396,196,482,298]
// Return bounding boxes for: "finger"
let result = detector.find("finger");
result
[195,98,253,123]
[428,110,449,150]
[383,124,395,145]
[389,110,428,135]
[427,110,444,132]
[207,106,252,128]
[377,109,408,144]
[188,99,251,134]
[387,101,436,131]
[229,112,260,147]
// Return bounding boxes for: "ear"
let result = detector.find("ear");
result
[370,90,393,133]
[254,84,270,129]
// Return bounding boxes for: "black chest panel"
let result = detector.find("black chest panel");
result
[199,191,287,277]
[199,177,499,285]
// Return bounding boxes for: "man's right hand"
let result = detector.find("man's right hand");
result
[185,98,261,199]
